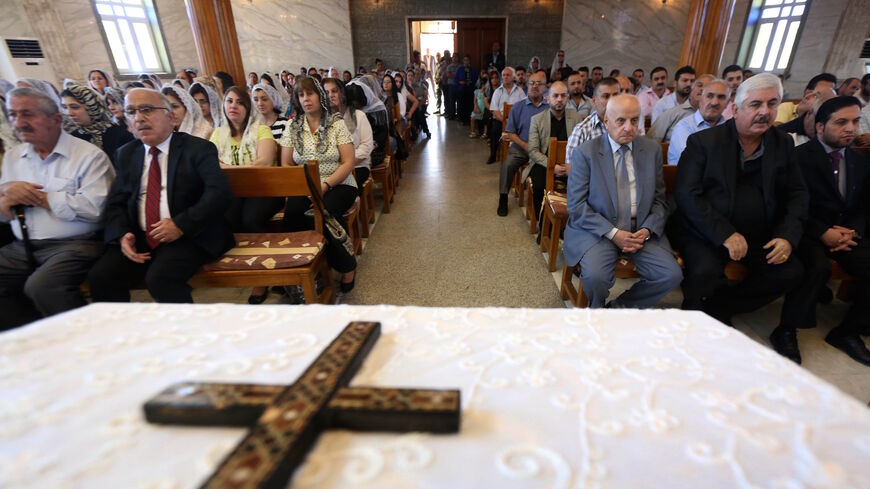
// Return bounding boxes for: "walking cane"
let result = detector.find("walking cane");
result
[13,205,37,270]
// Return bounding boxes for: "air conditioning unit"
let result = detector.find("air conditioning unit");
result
[0,38,56,84]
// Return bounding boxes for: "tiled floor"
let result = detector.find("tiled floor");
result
[178,114,869,404]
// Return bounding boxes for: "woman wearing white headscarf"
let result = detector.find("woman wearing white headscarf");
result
[161,83,213,139]
[528,56,541,75]
[88,69,117,95]
[347,77,389,170]
[171,78,190,91]
[549,49,571,82]
[251,82,289,141]
[189,81,223,131]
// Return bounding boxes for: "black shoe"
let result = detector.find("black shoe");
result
[283,285,305,304]
[486,157,496,164]
[769,326,802,364]
[247,289,269,304]
[825,332,870,366]
[497,194,508,217]
[425,131,431,139]
[817,285,834,304]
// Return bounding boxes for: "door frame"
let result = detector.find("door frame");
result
[406,16,509,65]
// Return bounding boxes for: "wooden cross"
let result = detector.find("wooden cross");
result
[143,321,461,489]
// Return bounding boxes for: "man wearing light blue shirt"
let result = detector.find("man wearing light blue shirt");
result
[668,79,730,165]
[0,87,115,328]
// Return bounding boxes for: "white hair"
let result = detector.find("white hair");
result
[501,66,516,78]
[734,72,782,108]
[125,87,173,111]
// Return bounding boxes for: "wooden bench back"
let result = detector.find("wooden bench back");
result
[546,137,568,192]
[223,163,323,231]
[503,103,513,122]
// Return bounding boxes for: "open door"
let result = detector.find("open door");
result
[456,19,505,71]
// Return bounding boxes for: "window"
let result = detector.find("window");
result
[92,0,172,75]
[736,0,811,74]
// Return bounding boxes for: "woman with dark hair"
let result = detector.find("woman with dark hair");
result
[260,73,276,89]
[392,72,419,126]
[213,71,235,98]
[161,84,212,139]
[343,71,353,83]
[278,76,357,293]
[189,81,223,131]
[346,79,388,169]
[210,86,281,304]
[60,84,133,168]
[103,87,131,134]
[121,81,145,92]
[324,78,374,188]
[88,69,116,96]
[308,67,318,77]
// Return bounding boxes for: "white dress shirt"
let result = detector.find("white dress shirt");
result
[0,131,115,240]
[137,133,173,232]
[650,92,677,124]
[490,84,526,114]
[345,109,374,170]
[605,135,637,240]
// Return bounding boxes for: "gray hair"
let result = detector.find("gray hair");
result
[124,87,173,111]
[703,78,729,93]
[6,87,59,116]
[734,72,782,108]
[501,66,516,78]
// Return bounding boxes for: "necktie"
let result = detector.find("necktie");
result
[830,150,843,197]
[145,146,162,249]
[616,145,632,231]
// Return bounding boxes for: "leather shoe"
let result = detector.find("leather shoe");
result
[769,326,801,364]
[497,194,508,217]
[826,332,870,366]
[486,157,496,164]
[247,289,269,305]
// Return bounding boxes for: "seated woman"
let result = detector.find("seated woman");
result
[392,71,419,127]
[103,87,132,135]
[161,84,213,139]
[60,84,133,168]
[210,86,281,304]
[323,78,374,188]
[343,71,353,84]
[172,78,190,91]
[189,81,223,132]
[278,77,357,293]
[252,83,289,140]
[87,69,116,96]
[212,71,235,99]
[346,79,388,171]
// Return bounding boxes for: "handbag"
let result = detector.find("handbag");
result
[302,164,356,267]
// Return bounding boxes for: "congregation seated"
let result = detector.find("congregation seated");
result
[161,84,213,140]
[672,73,807,325]
[88,88,233,305]
[783,89,836,146]
[497,69,548,217]
[0,87,115,328]
[666,78,729,164]
[524,81,582,220]
[103,87,133,136]
[565,77,620,168]
[774,96,870,366]
[347,76,389,168]
[566,71,593,119]
[324,78,375,188]
[650,65,695,124]
[252,82,290,140]
[777,73,837,137]
[60,84,134,169]
[647,73,712,142]
[563,94,681,308]
[278,77,357,293]
[486,67,526,164]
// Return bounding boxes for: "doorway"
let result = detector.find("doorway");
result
[408,18,506,71]
[411,20,456,62]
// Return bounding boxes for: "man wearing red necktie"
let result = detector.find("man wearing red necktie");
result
[88,88,234,303]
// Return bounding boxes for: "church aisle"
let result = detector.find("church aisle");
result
[343,115,564,307]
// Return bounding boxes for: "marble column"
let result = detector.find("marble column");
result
[679,0,735,76]
[18,0,82,84]
[822,0,870,78]
[185,0,245,88]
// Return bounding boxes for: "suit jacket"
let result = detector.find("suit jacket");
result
[674,119,808,248]
[103,132,235,258]
[796,138,869,240]
[522,109,583,182]
[483,52,506,72]
[563,134,667,266]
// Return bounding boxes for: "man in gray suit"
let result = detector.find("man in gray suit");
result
[563,94,682,308]
[523,81,584,220]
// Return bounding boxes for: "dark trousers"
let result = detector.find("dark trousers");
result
[225,197,285,232]
[282,184,358,273]
[678,229,804,323]
[0,238,103,329]
[88,237,211,304]
[354,167,370,188]
[413,105,430,134]
[782,238,870,336]
[457,90,473,124]
[446,85,457,118]
[488,119,503,160]
[436,84,443,111]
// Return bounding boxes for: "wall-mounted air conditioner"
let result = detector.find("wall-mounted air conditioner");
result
[0,38,56,84]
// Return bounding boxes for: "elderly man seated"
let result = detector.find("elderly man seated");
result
[563,94,682,309]
[673,73,807,325]
[0,87,115,328]
[88,88,234,304]
[667,78,730,164]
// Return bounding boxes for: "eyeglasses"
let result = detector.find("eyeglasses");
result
[528,81,545,87]
[124,105,169,117]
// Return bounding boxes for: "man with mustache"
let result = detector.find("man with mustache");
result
[637,67,670,122]
[0,87,115,328]
[87,88,234,304]
[673,73,808,325]
[651,65,695,124]
[667,78,729,164]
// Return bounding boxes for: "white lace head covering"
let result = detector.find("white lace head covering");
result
[549,50,566,79]
[215,87,264,165]
[251,82,285,120]
[162,83,211,139]
[528,56,541,74]
[87,69,118,93]
[189,81,223,129]
[346,78,388,131]
[171,78,190,91]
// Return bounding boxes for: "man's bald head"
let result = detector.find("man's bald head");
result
[548,81,569,112]
[125,88,176,146]
[614,76,633,94]
[604,94,641,144]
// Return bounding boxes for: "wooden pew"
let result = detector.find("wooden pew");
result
[539,138,569,272]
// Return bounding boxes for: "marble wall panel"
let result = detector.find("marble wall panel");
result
[560,0,691,76]
[230,0,355,75]
[52,0,114,83]
[0,0,36,39]
[156,0,201,74]
[822,0,870,82]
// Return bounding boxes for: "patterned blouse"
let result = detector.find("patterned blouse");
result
[278,118,356,188]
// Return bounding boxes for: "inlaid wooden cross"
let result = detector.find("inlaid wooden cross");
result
[143,321,461,489]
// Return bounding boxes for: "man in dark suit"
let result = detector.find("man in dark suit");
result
[563,94,682,308]
[483,41,506,73]
[87,88,234,303]
[674,73,808,324]
[775,96,870,366]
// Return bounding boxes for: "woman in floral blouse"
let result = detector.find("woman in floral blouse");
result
[278,77,357,292]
